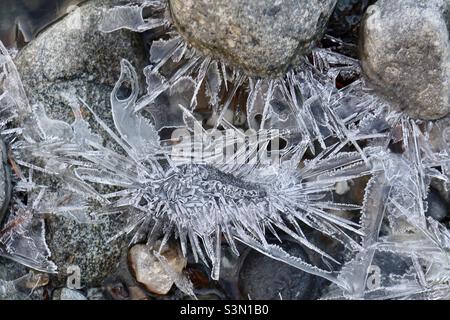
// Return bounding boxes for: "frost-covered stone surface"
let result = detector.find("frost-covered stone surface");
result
[0,0,449,300]
[169,0,337,77]
[361,0,450,120]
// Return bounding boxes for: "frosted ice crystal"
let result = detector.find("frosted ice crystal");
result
[99,1,168,33]
[153,250,196,298]
[0,0,448,300]
[0,43,56,274]
[11,57,369,286]
[325,120,450,299]
[0,271,48,298]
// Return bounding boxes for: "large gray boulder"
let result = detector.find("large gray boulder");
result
[360,0,450,120]
[169,0,337,77]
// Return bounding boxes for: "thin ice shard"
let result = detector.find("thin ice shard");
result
[0,272,48,299]
[153,250,196,298]
[111,60,160,159]
[329,140,450,299]
[0,200,57,274]
[99,1,167,33]
[0,42,57,273]
[0,42,31,118]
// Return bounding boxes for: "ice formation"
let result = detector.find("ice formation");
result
[0,271,48,298]
[0,0,448,300]
[0,43,56,274]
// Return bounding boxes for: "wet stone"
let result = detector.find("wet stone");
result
[360,0,450,120]
[128,243,187,295]
[238,242,317,300]
[103,278,131,300]
[101,246,152,300]
[45,214,128,287]
[169,0,337,77]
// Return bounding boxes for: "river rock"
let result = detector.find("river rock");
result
[128,243,187,295]
[169,0,337,77]
[45,214,128,287]
[238,241,317,300]
[360,0,450,120]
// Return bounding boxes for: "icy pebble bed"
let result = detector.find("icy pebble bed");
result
[0,0,449,300]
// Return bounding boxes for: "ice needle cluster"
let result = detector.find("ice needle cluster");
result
[0,0,448,299]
